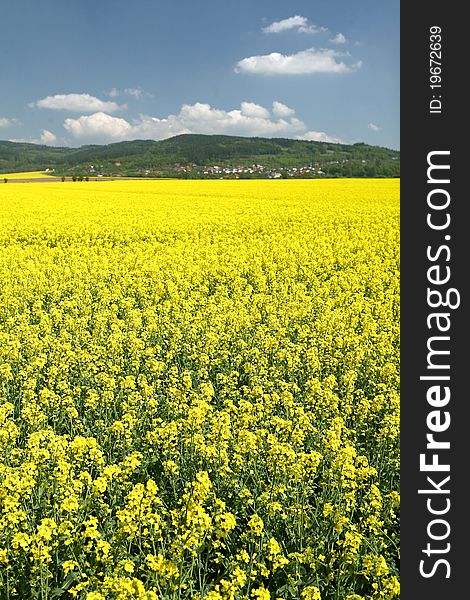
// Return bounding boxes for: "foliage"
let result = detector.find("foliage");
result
[0,135,399,178]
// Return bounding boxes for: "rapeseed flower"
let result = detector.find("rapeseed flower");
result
[0,178,399,598]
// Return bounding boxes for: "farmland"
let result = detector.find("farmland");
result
[0,179,399,599]
[1,171,56,180]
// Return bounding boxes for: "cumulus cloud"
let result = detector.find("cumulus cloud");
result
[272,101,296,117]
[240,102,271,119]
[296,130,344,144]
[39,129,58,145]
[235,48,362,75]
[8,129,58,145]
[33,93,124,113]
[330,33,347,44]
[262,15,327,34]
[368,122,381,132]
[62,101,306,143]
[0,117,20,128]
[64,112,133,140]
[177,102,305,136]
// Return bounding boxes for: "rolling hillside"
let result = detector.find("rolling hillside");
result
[0,134,399,178]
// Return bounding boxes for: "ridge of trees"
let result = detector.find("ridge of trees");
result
[0,134,400,178]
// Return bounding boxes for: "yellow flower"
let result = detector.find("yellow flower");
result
[382,575,400,597]
[301,586,321,600]
[215,512,236,537]
[265,537,289,571]
[12,532,30,551]
[122,560,135,574]
[251,586,271,600]
[145,554,179,580]
[363,554,390,578]
[247,514,264,536]
[0,177,399,598]
[62,560,78,573]
[204,592,223,600]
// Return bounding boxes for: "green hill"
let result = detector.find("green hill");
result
[0,134,399,178]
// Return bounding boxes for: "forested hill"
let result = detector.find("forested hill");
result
[0,134,399,178]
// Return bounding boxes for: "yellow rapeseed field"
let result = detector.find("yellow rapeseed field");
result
[0,179,399,600]
[1,171,56,179]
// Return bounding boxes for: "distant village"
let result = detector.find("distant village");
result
[84,161,330,179]
[181,162,325,178]
[56,153,399,179]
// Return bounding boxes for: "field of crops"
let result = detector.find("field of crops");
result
[0,179,399,600]
[1,171,56,180]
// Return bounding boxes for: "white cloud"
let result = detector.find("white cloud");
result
[64,112,133,139]
[177,102,305,136]
[107,87,152,99]
[39,129,57,145]
[33,93,124,113]
[240,102,271,119]
[62,101,307,143]
[272,101,295,117]
[124,87,144,99]
[0,117,20,128]
[262,15,327,34]
[330,33,347,44]
[64,112,188,142]
[368,122,381,132]
[235,48,362,75]
[296,130,344,144]
[8,129,58,145]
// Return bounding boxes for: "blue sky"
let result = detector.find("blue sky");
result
[0,0,399,149]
